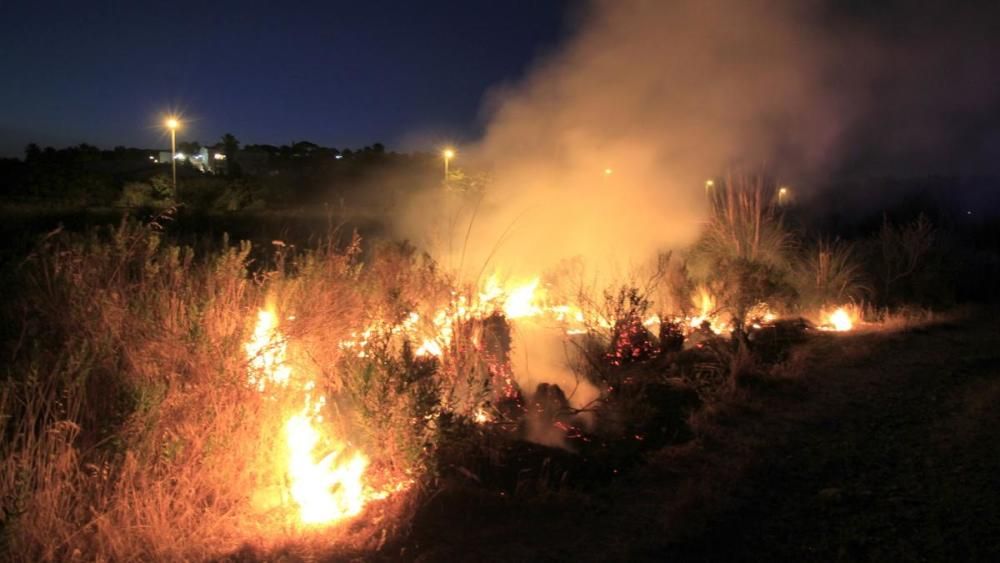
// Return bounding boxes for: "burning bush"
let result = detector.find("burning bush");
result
[0,218,435,560]
[687,175,795,342]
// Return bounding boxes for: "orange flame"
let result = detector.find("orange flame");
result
[247,309,374,526]
[502,278,542,319]
[285,414,368,524]
[823,306,856,331]
[688,286,728,334]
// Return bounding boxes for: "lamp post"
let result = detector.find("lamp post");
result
[165,117,180,197]
[442,148,455,182]
[778,186,789,206]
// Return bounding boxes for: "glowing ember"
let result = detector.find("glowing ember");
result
[247,308,377,526]
[472,407,491,424]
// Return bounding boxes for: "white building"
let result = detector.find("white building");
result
[157,147,227,174]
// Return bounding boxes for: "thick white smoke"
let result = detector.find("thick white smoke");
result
[400,0,853,284]
[392,0,1000,443]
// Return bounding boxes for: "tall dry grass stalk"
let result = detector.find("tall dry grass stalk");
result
[700,174,794,269]
[793,239,870,310]
[689,174,795,338]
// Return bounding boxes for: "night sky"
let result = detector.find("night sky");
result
[3,0,999,175]
[0,0,572,155]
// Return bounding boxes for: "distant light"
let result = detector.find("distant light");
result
[779,187,788,195]
[214,153,226,160]
[706,179,714,187]
[604,167,613,176]
[174,152,185,160]
[442,148,455,160]
[335,154,343,160]
[967,210,973,215]
[165,117,179,130]
[148,156,155,160]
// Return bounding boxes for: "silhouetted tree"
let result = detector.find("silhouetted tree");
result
[178,141,201,155]
[221,133,241,176]
[24,143,41,162]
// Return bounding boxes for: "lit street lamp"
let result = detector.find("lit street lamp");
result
[442,148,455,181]
[778,186,789,206]
[705,179,715,196]
[165,117,180,197]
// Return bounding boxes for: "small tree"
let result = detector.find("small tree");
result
[221,133,242,177]
[876,214,934,305]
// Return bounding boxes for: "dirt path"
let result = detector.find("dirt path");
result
[396,313,1000,562]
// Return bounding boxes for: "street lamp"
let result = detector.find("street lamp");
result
[778,186,789,206]
[442,148,455,181]
[165,117,180,197]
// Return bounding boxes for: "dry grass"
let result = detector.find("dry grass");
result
[0,218,451,561]
[793,238,871,310]
[697,174,794,270]
[688,174,796,337]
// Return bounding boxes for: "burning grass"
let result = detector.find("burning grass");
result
[0,177,940,560]
[0,220,434,560]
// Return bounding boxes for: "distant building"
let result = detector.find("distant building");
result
[157,146,227,174]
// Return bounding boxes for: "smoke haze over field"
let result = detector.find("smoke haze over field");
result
[390,0,1000,426]
[397,0,1000,282]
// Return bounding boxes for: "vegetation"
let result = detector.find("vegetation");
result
[0,164,997,561]
[0,140,442,212]
[0,218,445,559]
[792,238,870,311]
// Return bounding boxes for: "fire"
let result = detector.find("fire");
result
[472,407,491,424]
[245,310,291,392]
[824,306,855,331]
[502,278,541,319]
[338,275,738,367]
[688,286,727,334]
[694,286,714,314]
[415,338,444,357]
[247,308,377,526]
[285,414,367,524]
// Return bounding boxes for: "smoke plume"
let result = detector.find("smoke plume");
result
[401,1,840,283]
[392,0,1000,441]
[399,0,1000,278]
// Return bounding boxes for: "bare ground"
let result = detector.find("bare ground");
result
[388,312,1000,562]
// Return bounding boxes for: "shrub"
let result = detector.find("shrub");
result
[793,238,870,311]
[117,181,159,208]
[688,174,795,341]
[871,214,935,306]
